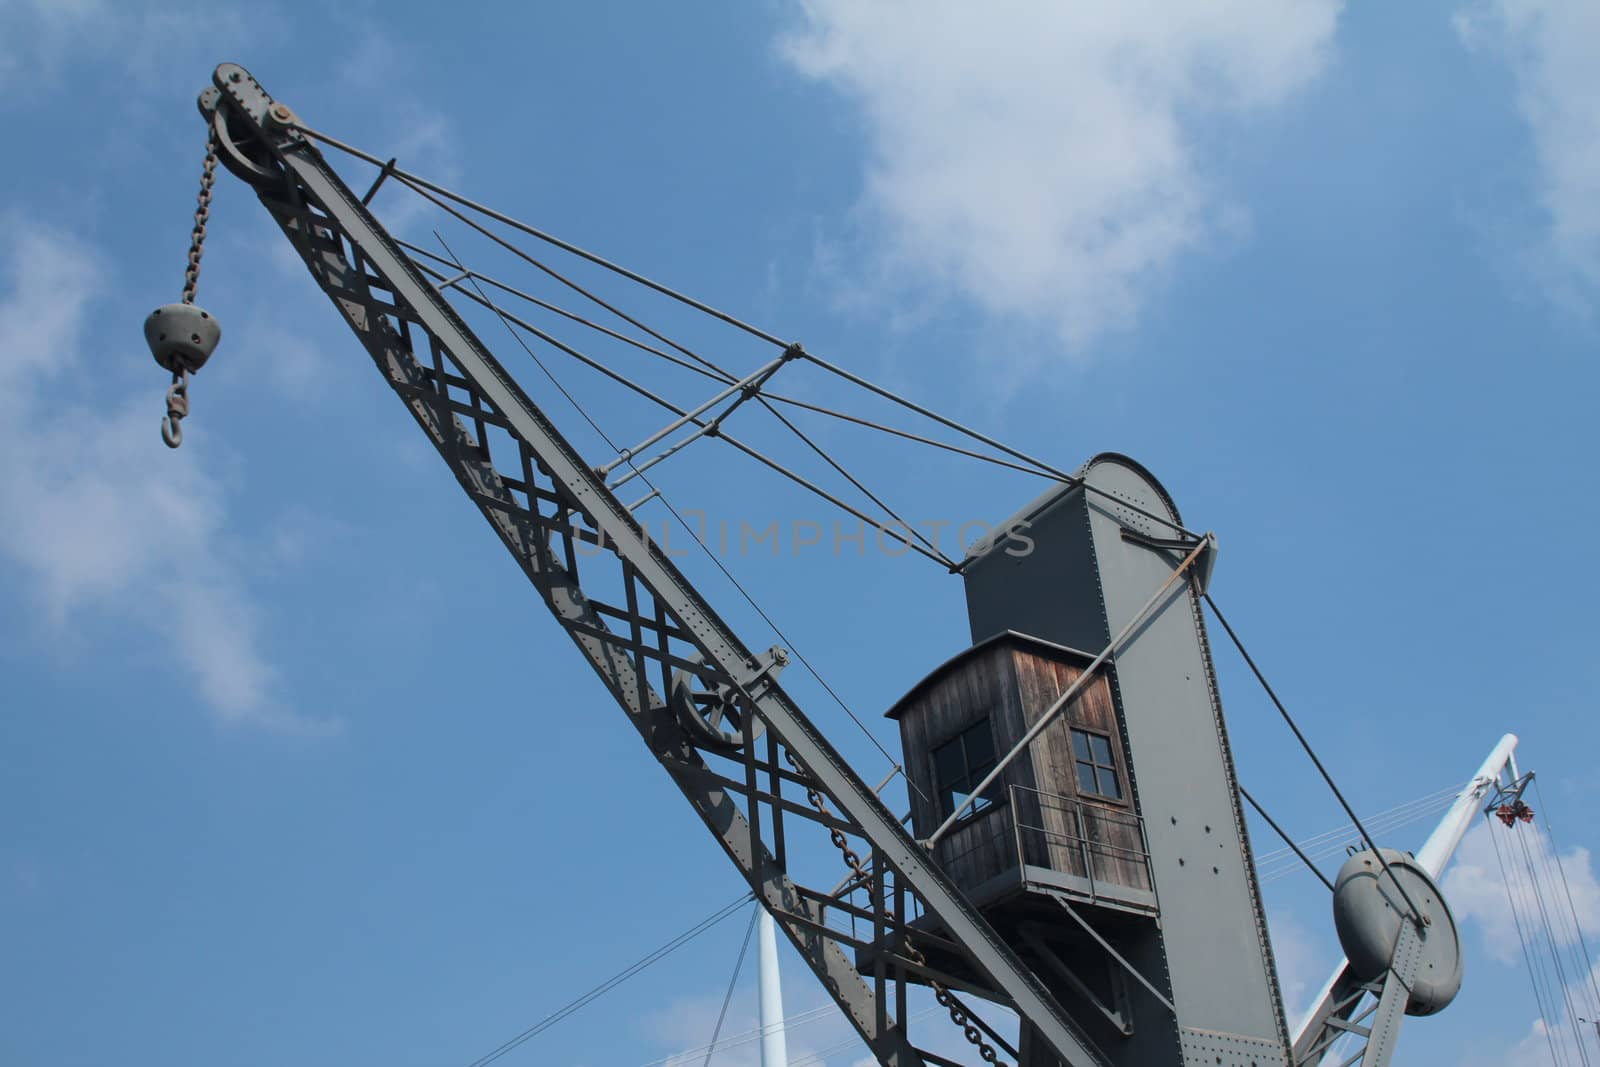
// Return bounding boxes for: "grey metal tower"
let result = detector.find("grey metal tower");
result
[891,454,1289,1066]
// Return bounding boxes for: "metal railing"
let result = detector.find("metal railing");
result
[923,784,1155,907]
[1010,784,1154,899]
[827,787,1156,947]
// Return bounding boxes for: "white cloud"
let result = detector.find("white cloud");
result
[0,220,325,732]
[1459,958,1600,1067]
[1443,820,1600,965]
[0,0,256,96]
[1457,0,1600,300]
[642,988,850,1067]
[779,0,1342,349]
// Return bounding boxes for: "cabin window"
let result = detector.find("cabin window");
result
[932,718,1000,821]
[1071,728,1123,800]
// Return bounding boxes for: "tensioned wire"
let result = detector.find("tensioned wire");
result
[1514,818,1593,1065]
[1533,774,1600,1033]
[399,241,1055,481]
[394,177,999,571]
[406,253,955,569]
[461,891,754,1067]
[291,120,1204,544]
[1489,813,1568,1066]
[1253,784,1459,866]
[400,166,1193,541]
[701,903,759,1067]
[1203,593,1429,926]
[1253,784,1461,885]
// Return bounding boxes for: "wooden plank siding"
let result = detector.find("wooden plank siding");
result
[1011,646,1151,893]
[899,641,1033,894]
[891,632,1151,900]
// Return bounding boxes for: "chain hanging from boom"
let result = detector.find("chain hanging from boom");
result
[144,130,223,448]
[784,745,1013,1067]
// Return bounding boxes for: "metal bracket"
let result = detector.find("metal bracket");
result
[1119,528,1219,596]
[362,157,400,205]
[1358,921,1422,1067]
[1019,921,1135,1036]
[199,64,300,187]
[1053,895,1176,1017]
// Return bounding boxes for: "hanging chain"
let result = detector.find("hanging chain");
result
[158,132,219,450]
[782,749,1010,1067]
[183,132,219,306]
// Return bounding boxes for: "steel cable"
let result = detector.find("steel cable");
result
[1517,821,1592,1066]
[1491,813,1565,1065]
[303,122,1204,541]
[463,891,755,1067]
[1535,776,1600,1034]
[1203,593,1429,928]
[701,903,759,1067]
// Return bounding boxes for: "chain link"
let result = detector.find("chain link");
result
[183,133,219,306]
[161,369,189,449]
[782,749,1010,1067]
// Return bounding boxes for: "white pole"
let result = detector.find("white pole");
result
[758,908,789,1067]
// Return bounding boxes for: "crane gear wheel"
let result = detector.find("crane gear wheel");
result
[670,647,785,752]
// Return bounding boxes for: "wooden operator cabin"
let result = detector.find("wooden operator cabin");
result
[888,631,1155,917]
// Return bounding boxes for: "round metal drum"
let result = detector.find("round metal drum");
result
[1332,848,1463,1016]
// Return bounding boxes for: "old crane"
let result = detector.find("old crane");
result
[143,63,1494,1067]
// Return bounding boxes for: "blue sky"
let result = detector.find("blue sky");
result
[2,1,1598,1064]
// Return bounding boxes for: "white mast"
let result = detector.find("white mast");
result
[758,908,790,1067]
[1414,732,1520,878]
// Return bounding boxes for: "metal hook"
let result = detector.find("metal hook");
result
[162,370,189,449]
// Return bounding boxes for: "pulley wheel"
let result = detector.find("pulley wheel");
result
[670,653,767,752]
